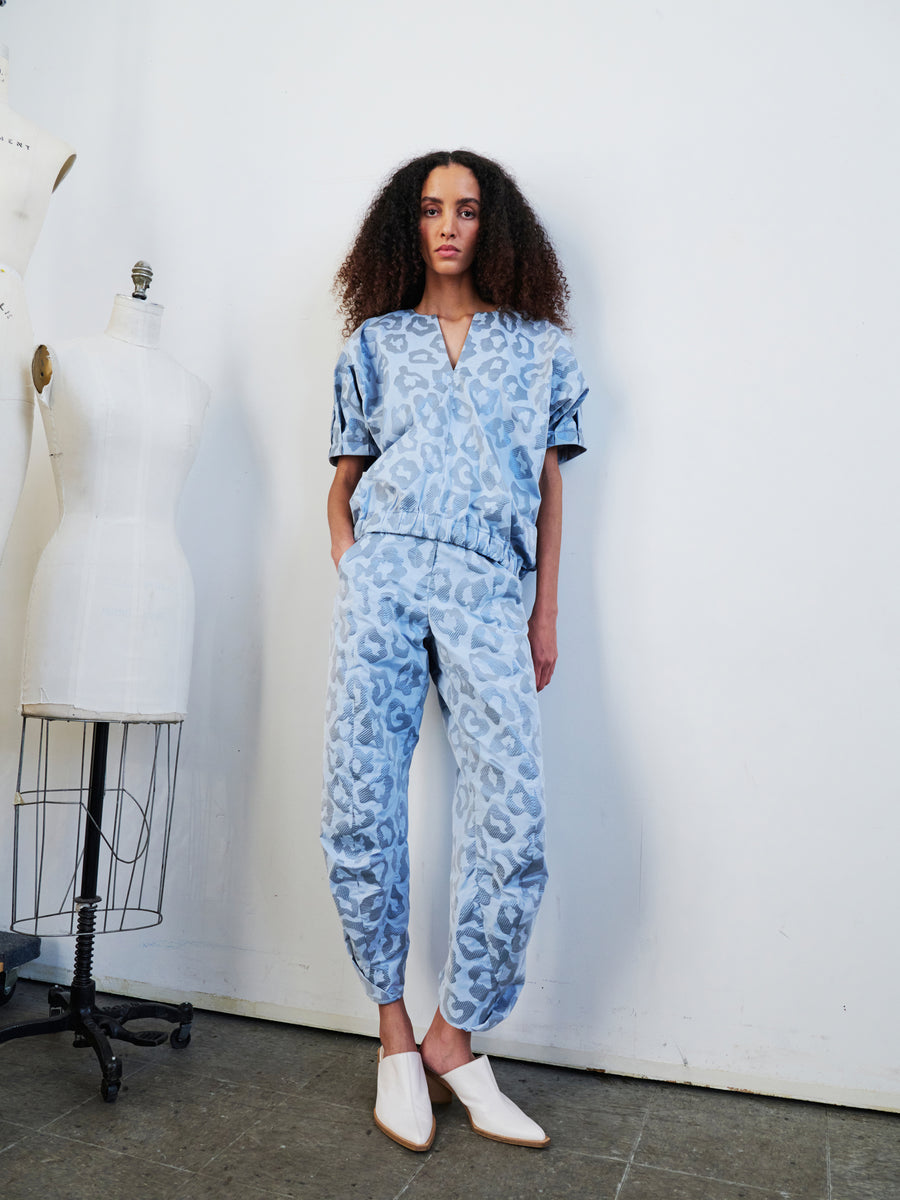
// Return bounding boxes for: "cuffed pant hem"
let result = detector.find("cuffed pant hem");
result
[437,994,515,1035]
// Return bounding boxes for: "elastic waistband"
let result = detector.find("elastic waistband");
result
[0,262,23,282]
[355,511,522,576]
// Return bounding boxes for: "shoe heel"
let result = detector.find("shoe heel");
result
[425,1070,453,1105]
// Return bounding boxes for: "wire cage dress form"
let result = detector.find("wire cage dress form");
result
[1,289,206,1101]
[13,295,208,935]
[11,717,183,937]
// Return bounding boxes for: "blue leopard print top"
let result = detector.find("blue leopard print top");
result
[329,309,587,575]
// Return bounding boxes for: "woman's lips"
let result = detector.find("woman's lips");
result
[436,245,459,256]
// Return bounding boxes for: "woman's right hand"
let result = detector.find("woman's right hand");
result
[327,455,369,571]
[332,537,355,571]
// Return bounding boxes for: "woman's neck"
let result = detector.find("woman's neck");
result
[105,295,163,348]
[416,272,491,320]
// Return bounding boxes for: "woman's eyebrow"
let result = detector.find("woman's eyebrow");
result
[420,196,481,206]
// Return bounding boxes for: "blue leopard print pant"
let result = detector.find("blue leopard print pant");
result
[321,533,547,1032]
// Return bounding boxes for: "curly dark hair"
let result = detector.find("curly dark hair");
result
[335,150,571,337]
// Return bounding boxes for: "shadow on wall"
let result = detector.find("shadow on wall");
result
[171,344,268,943]
[526,294,642,1056]
[234,271,346,996]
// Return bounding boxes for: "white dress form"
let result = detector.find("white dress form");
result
[0,42,76,560]
[21,289,209,721]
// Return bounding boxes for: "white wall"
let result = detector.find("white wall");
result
[2,0,899,1111]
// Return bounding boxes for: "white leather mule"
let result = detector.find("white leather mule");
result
[427,1055,549,1147]
[373,1047,436,1151]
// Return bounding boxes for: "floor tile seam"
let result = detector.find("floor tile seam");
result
[645,1092,828,1119]
[190,1113,268,1175]
[13,1126,196,1175]
[45,1079,269,1120]
[546,1100,656,1122]
[140,1062,302,1091]
[389,1152,436,1200]
[272,1090,378,1118]
[203,1075,321,1104]
[189,1105,277,1157]
[613,1101,653,1199]
[558,1146,632,1166]
[3,1049,160,1084]
[299,1053,356,1094]
[118,1057,158,1078]
[623,1159,795,1197]
[0,1129,32,1156]
[613,1161,634,1198]
[625,1099,652,1155]
[33,1088,107,1129]
[0,1112,56,1136]
[240,1188,302,1200]
[121,1060,313,1101]
[824,1109,833,1200]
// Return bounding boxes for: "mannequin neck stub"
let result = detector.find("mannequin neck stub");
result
[105,294,164,348]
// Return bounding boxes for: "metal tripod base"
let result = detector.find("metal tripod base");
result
[3,722,193,1102]
[0,978,193,1101]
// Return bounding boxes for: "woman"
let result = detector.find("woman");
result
[322,150,587,1151]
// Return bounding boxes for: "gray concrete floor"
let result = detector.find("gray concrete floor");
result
[0,979,897,1199]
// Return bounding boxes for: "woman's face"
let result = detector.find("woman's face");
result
[418,164,481,278]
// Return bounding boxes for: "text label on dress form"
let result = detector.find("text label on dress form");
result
[0,137,32,151]
[0,303,12,321]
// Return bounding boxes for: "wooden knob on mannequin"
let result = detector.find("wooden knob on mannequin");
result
[32,345,52,394]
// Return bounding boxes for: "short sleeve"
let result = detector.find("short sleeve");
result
[329,331,380,465]
[547,333,588,463]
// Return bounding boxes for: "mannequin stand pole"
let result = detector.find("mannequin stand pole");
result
[0,722,193,1102]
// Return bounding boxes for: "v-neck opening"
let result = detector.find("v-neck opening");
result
[415,310,493,371]
[439,315,472,371]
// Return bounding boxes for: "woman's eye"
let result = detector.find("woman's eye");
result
[422,206,439,217]
[460,208,477,219]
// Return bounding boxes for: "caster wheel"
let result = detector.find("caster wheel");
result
[101,1079,120,1103]
[170,1026,191,1049]
[0,971,17,1006]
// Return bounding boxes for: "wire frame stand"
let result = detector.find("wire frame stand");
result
[1,717,193,1102]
